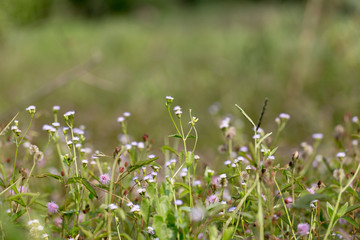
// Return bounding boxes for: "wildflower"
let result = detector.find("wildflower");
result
[54,217,62,227]
[198,233,204,239]
[336,152,346,158]
[73,128,84,135]
[52,122,60,129]
[42,233,49,238]
[175,200,183,206]
[117,117,125,123]
[137,188,146,196]
[148,154,156,159]
[193,180,201,187]
[47,201,59,214]
[268,155,275,160]
[63,111,75,122]
[147,226,155,235]
[253,134,261,139]
[234,156,244,164]
[173,106,181,111]
[180,168,188,178]
[297,223,310,236]
[228,207,236,212]
[240,146,248,152]
[130,205,140,213]
[284,197,293,207]
[224,160,232,166]
[123,112,131,117]
[126,202,134,207]
[29,145,39,155]
[26,105,36,114]
[53,105,60,113]
[306,187,316,195]
[175,109,182,117]
[194,155,200,160]
[107,203,118,210]
[219,174,227,179]
[99,173,111,185]
[312,133,323,140]
[137,142,145,149]
[206,195,219,205]
[279,113,290,120]
[28,219,40,226]
[219,117,230,129]
[352,116,359,123]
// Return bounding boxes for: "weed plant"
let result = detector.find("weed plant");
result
[1,97,360,239]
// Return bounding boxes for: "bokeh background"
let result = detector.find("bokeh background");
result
[1,0,360,157]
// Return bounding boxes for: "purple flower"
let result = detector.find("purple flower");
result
[100,173,111,184]
[47,201,59,214]
[297,223,310,236]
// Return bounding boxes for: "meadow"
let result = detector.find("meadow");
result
[1,1,360,239]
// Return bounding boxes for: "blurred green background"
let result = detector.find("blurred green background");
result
[1,0,360,156]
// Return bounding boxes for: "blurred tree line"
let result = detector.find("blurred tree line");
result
[0,0,359,27]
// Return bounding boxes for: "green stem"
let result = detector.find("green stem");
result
[274,177,298,240]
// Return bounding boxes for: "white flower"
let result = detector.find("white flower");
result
[28,219,40,226]
[52,122,60,128]
[253,134,261,139]
[352,140,358,146]
[11,126,18,131]
[131,141,138,146]
[268,155,275,160]
[166,96,174,101]
[175,109,182,115]
[336,152,346,158]
[125,144,131,150]
[228,207,236,212]
[117,117,125,123]
[352,116,359,123]
[219,117,230,129]
[130,205,140,213]
[26,105,36,112]
[173,106,181,111]
[231,163,236,168]
[64,111,75,117]
[137,188,146,195]
[73,128,84,135]
[193,180,201,187]
[224,160,232,166]
[123,112,131,117]
[53,105,60,111]
[240,146,248,152]
[194,155,200,160]
[90,160,96,165]
[42,233,48,238]
[219,174,227,179]
[312,133,323,140]
[126,202,133,207]
[148,154,156,159]
[279,113,290,120]
[175,200,183,206]
[137,142,145,149]
[191,207,205,222]
[147,226,155,235]
[234,156,244,163]
[82,160,88,164]
[107,203,118,210]
[245,165,252,171]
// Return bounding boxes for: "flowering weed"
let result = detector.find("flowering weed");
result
[0,98,360,239]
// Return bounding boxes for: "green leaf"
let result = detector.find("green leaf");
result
[187,135,196,139]
[185,151,194,168]
[78,225,94,239]
[161,145,179,156]
[235,104,256,128]
[337,202,348,217]
[81,178,98,199]
[127,159,157,173]
[327,202,334,219]
[11,209,26,221]
[222,227,235,240]
[35,173,64,183]
[256,132,272,149]
[346,187,360,201]
[209,224,219,240]
[345,203,360,215]
[168,134,183,139]
[173,182,190,191]
[141,198,150,224]
[341,216,359,229]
